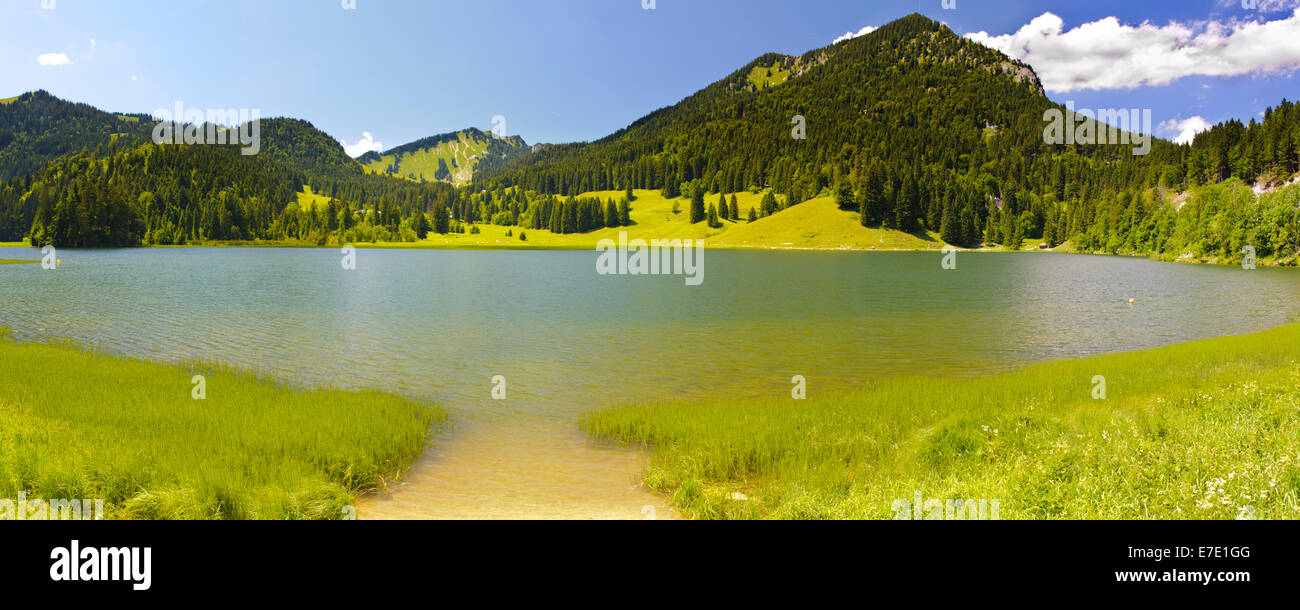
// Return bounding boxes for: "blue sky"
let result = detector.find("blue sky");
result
[3,0,1299,153]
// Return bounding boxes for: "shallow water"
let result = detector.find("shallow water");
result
[2,247,1298,518]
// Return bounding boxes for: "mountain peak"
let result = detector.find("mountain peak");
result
[358,127,530,185]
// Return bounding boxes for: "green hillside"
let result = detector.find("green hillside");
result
[0,90,155,181]
[359,128,528,185]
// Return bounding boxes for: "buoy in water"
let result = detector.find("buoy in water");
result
[1129,298,1135,304]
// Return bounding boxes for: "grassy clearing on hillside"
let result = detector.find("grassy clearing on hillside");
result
[383,189,757,249]
[295,185,334,210]
[711,196,944,250]
[587,324,1300,520]
[747,62,792,90]
[361,133,489,185]
[0,335,444,520]
[393,190,947,251]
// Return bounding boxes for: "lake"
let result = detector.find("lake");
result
[2,246,1298,518]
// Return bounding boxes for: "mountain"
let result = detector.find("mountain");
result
[0,92,461,245]
[358,128,529,185]
[476,12,1076,195]
[257,117,366,179]
[0,90,155,181]
[476,13,1183,248]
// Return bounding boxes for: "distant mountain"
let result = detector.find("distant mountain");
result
[358,128,529,185]
[0,94,459,246]
[0,90,155,181]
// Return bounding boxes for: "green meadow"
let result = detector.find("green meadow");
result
[0,333,444,519]
[747,61,792,90]
[587,323,1300,520]
[369,190,944,251]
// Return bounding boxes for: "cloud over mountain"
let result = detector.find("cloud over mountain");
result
[965,10,1300,92]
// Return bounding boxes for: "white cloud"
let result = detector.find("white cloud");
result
[1159,116,1213,145]
[832,26,877,45]
[340,132,383,158]
[89,38,96,46]
[36,53,72,66]
[1221,0,1300,12]
[965,10,1300,92]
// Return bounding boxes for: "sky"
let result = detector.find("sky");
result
[3,0,1300,155]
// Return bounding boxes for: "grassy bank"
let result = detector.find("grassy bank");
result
[0,334,444,519]
[587,324,1300,520]
[0,259,37,264]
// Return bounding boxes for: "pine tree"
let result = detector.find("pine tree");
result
[618,198,631,225]
[835,177,856,211]
[960,204,980,248]
[690,186,706,223]
[729,194,739,220]
[412,210,430,239]
[860,160,887,226]
[760,191,777,216]
[605,199,619,228]
[940,201,960,246]
[747,207,757,223]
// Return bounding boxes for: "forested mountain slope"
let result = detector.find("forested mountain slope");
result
[0,90,154,182]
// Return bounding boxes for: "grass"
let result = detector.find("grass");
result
[0,259,38,265]
[384,190,944,251]
[709,196,943,250]
[586,323,1300,520]
[747,62,792,90]
[296,185,334,210]
[0,333,444,520]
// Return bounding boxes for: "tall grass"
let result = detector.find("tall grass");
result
[587,324,1300,520]
[0,334,444,519]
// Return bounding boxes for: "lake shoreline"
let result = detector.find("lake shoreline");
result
[6,239,1296,270]
[588,322,1300,519]
[0,335,445,520]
